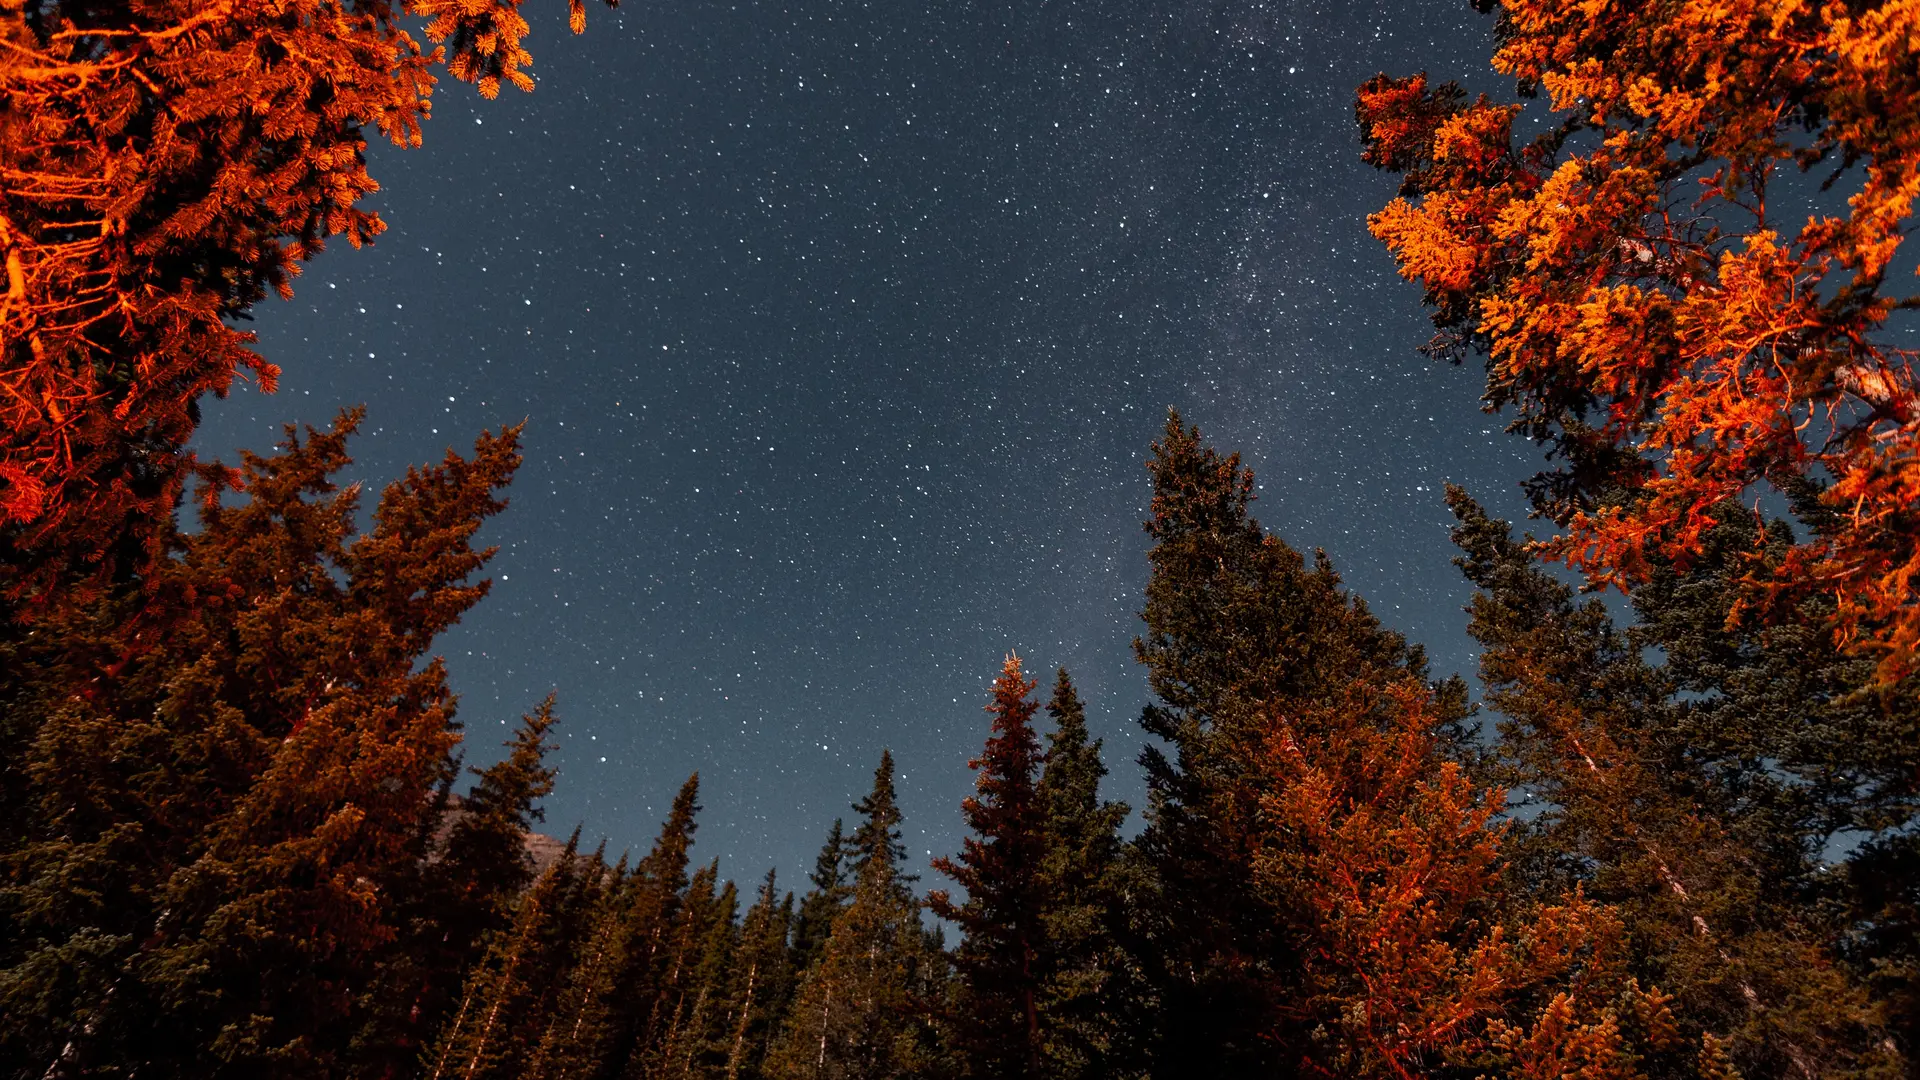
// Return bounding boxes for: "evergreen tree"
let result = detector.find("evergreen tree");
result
[791,821,853,977]
[766,753,942,1080]
[1032,669,1133,1080]
[851,752,909,884]
[0,411,521,1080]
[643,863,739,1080]
[444,695,564,920]
[1628,481,1920,1058]
[358,695,564,1077]
[1448,486,1900,1077]
[1357,0,1920,684]
[723,872,797,1080]
[0,0,617,603]
[601,775,705,1079]
[525,850,634,1080]
[1128,410,1458,1075]
[430,841,595,1080]
[930,654,1049,1079]
[1129,416,1718,1078]
[1248,657,1659,1078]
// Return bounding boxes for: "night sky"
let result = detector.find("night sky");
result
[194,0,1544,891]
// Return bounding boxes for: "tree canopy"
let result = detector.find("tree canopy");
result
[1357,0,1920,684]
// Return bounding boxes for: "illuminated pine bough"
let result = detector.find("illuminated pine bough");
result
[0,0,611,603]
[1357,1,1920,683]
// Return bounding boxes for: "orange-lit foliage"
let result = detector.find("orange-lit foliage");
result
[1254,670,1732,1078]
[0,0,610,602]
[1358,2,1920,681]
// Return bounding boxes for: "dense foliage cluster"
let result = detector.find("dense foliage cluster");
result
[0,0,611,604]
[1357,0,1920,683]
[3,1,1918,1078]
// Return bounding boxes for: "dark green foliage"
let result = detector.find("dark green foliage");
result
[1128,410,1456,1077]
[721,872,797,1080]
[642,863,739,1079]
[1849,837,1920,1066]
[766,753,949,1080]
[791,820,853,977]
[425,851,592,1080]
[524,848,633,1080]
[851,752,910,884]
[933,660,1140,1080]
[429,770,809,1080]
[602,774,705,1080]
[358,696,565,1078]
[1448,485,1903,1078]
[2,388,1911,1080]
[1629,484,1920,1061]
[445,696,564,920]
[1032,670,1136,1080]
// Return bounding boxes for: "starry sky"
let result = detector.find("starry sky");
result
[194,0,1546,891]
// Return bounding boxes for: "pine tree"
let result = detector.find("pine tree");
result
[691,874,748,1079]
[358,694,564,1077]
[1356,2,1920,682]
[1247,659,1643,1078]
[599,775,705,1080]
[444,695,564,915]
[643,863,739,1080]
[0,410,521,1080]
[850,752,909,884]
[766,753,941,1080]
[723,872,797,1080]
[1448,486,1901,1077]
[791,821,853,977]
[426,856,580,1080]
[0,0,617,603]
[1128,410,1457,1075]
[1130,416,1719,1077]
[526,850,634,1080]
[929,654,1049,1079]
[1032,668,1133,1080]
[1627,482,1920,1058]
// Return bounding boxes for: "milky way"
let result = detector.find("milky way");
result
[194,0,1544,891]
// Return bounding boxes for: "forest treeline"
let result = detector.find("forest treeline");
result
[2,408,1914,1079]
[4,1,1919,1078]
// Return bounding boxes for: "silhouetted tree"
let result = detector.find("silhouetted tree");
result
[930,655,1049,1079]
[360,695,563,1077]
[767,753,943,1080]
[1129,410,1460,1075]
[723,871,797,1080]
[791,821,853,977]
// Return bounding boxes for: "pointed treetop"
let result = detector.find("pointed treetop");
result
[977,654,1042,787]
[929,653,1050,1078]
[1045,668,1091,757]
[466,692,560,825]
[1039,667,1118,820]
[641,773,701,892]
[809,818,848,893]
[851,750,906,878]
[989,653,1040,729]
[1144,408,1257,545]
